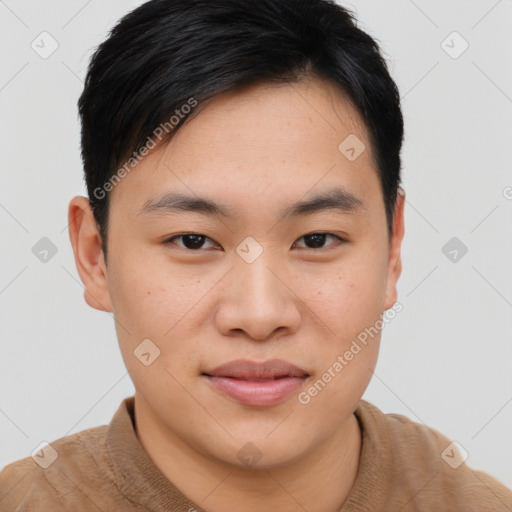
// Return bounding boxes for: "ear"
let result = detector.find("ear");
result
[68,196,113,312]
[383,187,405,310]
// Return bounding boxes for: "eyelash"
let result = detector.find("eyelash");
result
[163,232,346,252]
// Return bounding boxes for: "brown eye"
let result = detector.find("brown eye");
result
[294,233,344,250]
[166,233,216,250]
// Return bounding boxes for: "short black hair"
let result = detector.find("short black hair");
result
[78,0,403,259]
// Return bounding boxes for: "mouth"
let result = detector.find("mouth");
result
[202,359,310,407]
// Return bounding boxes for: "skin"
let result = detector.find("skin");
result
[68,75,405,512]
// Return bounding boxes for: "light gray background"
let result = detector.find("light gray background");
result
[1,0,511,487]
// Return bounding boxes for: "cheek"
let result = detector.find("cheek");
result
[297,251,388,341]
[107,251,199,333]
[106,258,204,389]
[295,261,386,425]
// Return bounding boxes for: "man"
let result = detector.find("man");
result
[1,0,511,510]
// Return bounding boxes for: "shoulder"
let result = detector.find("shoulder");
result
[356,400,512,511]
[0,424,121,511]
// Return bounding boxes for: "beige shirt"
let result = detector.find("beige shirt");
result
[1,396,511,511]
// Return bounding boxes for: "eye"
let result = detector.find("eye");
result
[164,232,345,252]
[165,233,218,250]
[293,232,344,250]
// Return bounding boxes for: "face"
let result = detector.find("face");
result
[70,76,404,470]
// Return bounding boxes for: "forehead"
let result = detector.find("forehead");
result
[170,77,371,161]
[109,76,382,219]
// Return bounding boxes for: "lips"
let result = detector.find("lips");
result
[203,358,309,380]
[202,359,310,407]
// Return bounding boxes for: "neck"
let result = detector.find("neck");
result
[134,395,361,512]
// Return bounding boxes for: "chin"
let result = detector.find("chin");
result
[213,432,313,471]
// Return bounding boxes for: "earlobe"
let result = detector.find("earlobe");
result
[383,187,405,310]
[68,196,113,312]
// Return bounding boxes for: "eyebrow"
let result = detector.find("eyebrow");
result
[139,186,364,220]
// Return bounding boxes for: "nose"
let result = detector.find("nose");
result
[214,253,302,341]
